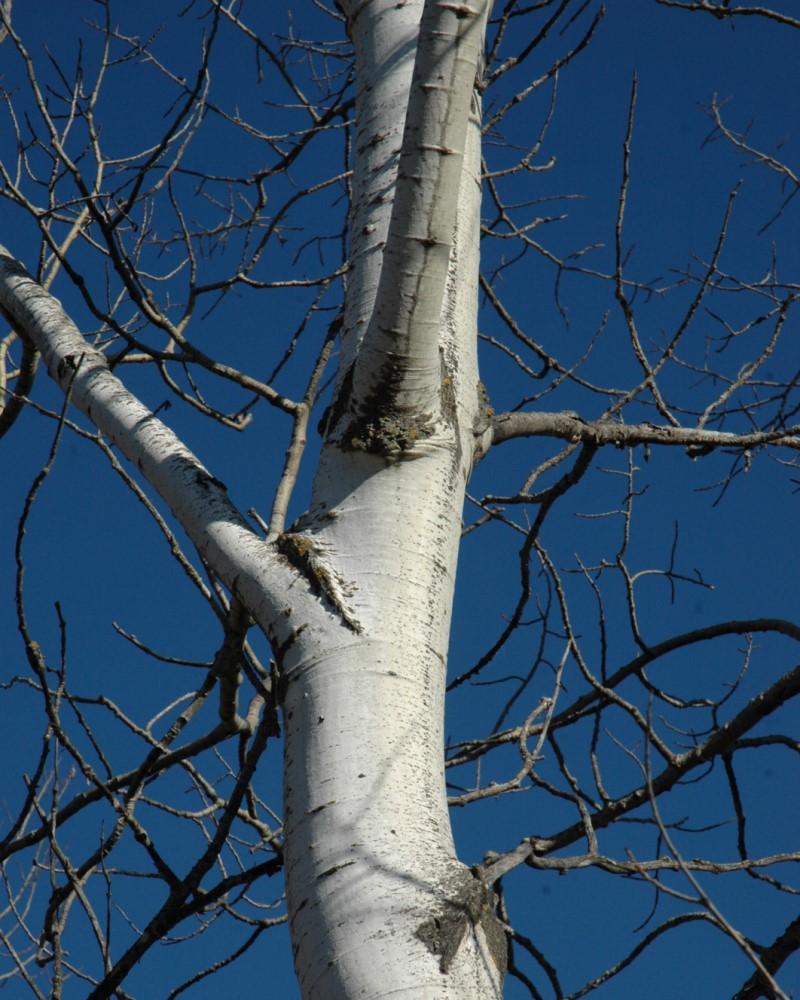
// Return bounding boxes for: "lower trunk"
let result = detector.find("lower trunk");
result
[280,445,505,997]
[283,638,505,997]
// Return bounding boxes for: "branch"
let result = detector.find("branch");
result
[489,409,800,457]
[0,329,37,439]
[480,659,800,881]
[0,246,310,645]
[86,717,275,999]
[654,0,800,29]
[733,913,800,1000]
[447,618,800,768]
[0,1,11,46]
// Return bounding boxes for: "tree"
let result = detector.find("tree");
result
[0,1,798,998]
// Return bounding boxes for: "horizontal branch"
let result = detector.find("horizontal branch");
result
[654,0,800,30]
[522,849,800,877]
[489,409,800,454]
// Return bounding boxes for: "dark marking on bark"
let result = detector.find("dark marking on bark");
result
[477,380,493,419]
[318,860,356,880]
[56,353,81,381]
[318,361,355,441]
[416,870,507,976]
[343,409,436,456]
[442,2,480,19]
[195,470,227,491]
[439,358,458,430]
[276,532,362,632]
[271,623,307,705]
[325,347,437,458]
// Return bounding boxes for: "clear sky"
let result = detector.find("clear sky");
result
[1,2,799,997]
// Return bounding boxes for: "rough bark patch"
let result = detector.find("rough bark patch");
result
[415,870,507,975]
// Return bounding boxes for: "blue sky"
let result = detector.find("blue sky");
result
[1,2,799,997]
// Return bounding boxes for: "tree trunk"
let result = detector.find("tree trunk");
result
[281,1,504,995]
[0,0,505,995]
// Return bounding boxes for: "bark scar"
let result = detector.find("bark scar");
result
[276,532,363,633]
[415,872,507,975]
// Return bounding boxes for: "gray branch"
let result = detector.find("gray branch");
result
[490,410,800,454]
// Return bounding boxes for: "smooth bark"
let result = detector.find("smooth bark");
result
[0,0,505,996]
[281,1,503,995]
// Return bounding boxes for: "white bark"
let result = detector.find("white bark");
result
[343,0,486,418]
[0,0,504,995]
[0,248,316,653]
[279,2,502,996]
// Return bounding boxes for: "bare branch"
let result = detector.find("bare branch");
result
[654,0,800,29]
[489,408,800,455]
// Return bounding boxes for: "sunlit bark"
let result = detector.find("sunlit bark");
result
[281,1,504,995]
[3,1,799,997]
[0,0,504,995]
